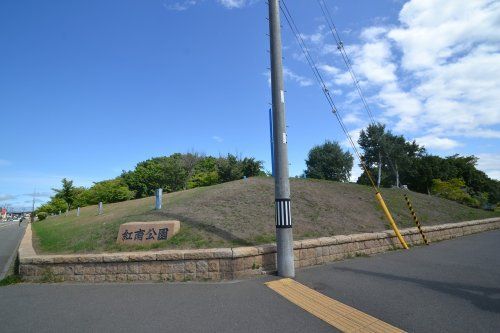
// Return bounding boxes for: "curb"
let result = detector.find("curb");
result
[0,222,28,280]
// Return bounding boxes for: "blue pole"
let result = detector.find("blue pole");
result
[269,108,275,177]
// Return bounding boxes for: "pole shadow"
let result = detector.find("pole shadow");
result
[332,266,500,313]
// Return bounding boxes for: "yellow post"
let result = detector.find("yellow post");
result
[375,192,409,249]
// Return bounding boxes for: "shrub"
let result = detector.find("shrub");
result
[305,141,353,182]
[37,212,48,221]
[431,178,480,208]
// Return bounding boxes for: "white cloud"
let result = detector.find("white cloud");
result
[476,153,500,180]
[414,135,462,150]
[0,194,17,202]
[318,64,340,76]
[300,0,500,147]
[300,25,326,44]
[212,135,223,143]
[263,68,313,87]
[163,0,199,11]
[217,0,256,9]
[360,26,388,41]
[389,0,500,71]
[0,174,94,188]
[283,67,314,87]
[164,0,257,11]
[23,191,51,198]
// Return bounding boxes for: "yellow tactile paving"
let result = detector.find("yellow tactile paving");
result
[265,278,406,333]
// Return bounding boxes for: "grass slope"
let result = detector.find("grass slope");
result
[32,177,499,254]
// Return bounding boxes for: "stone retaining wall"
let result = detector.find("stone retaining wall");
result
[19,217,500,283]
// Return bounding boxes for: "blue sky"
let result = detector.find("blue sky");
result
[1,0,499,210]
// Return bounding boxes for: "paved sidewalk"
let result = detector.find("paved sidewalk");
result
[1,229,499,332]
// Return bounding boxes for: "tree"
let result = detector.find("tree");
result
[188,156,219,188]
[181,152,203,188]
[80,179,135,205]
[37,197,68,215]
[241,157,265,177]
[358,123,386,187]
[52,178,77,211]
[121,155,188,198]
[216,154,243,183]
[431,178,480,208]
[120,152,265,197]
[305,141,353,182]
[357,124,425,188]
[407,154,500,205]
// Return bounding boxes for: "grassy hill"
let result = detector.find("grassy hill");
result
[32,177,499,254]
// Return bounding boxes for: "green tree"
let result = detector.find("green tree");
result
[52,178,77,211]
[82,179,135,204]
[188,156,219,188]
[216,154,243,183]
[357,124,425,188]
[36,211,48,221]
[305,141,353,182]
[358,123,386,187]
[37,197,68,215]
[121,154,188,197]
[408,154,500,205]
[241,157,264,177]
[121,152,265,196]
[431,178,480,208]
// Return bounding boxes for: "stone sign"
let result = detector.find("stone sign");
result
[116,221,180,244]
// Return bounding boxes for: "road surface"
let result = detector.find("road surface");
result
[0,220,26,279]
[0,229,499,332]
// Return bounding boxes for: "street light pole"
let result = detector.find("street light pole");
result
[268,0,294,278]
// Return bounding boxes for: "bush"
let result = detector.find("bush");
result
[37,212,48,221]
[187,171,219,189]
[431,178,480,208]
[305,141,353,182]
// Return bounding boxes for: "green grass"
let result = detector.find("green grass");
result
[32,177,500,254]
[0,257,22,287]
[0,275,22,286]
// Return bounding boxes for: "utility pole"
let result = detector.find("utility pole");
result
[268,0,294,278]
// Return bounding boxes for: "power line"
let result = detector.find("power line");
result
[316,0,376,124]
[317,0,400,182]
[280,0,409,249]
[280,0,377,189]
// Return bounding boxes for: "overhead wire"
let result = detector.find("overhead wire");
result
[316,0,425,243]
[316,0,400,181]
[279,0,377,190]
[279,0,409,249]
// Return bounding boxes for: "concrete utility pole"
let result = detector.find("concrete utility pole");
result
[269,108,275,177]
[268,0,294,278]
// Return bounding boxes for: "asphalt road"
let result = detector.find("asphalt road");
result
[0,230,499,332]
[0,221,26,279]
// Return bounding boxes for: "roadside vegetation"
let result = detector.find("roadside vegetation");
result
[35,153,264,219]
[0,257,21,287]
[36,125,500,222]
[355,123,500,209]
[32,177,499,254]
[31,123,500,253]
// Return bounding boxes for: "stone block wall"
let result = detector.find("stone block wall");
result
[18,217,500,283]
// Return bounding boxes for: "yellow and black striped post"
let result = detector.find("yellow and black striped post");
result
[403,194,429,245]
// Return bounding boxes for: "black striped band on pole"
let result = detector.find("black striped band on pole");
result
[275,198,292,228]
[404,194,429,245]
